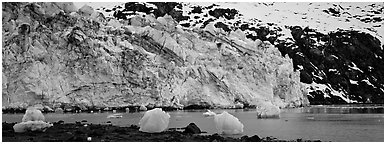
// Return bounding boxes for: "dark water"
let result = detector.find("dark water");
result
[2,105,384,142]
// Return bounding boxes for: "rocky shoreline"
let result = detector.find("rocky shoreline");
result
[2,121,322,142]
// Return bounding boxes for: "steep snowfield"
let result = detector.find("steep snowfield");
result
[78,2,383,44]
[197,2,383,44]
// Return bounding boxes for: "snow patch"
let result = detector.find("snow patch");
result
[349,79,359,85]
[306,82,358,103]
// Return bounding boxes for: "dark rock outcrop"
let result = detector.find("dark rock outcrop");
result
[183,123,201,134]
[281,27,384,104]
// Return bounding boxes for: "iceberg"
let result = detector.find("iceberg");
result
[13,107,52,133]
[22,107,45,122]
[139,108,170,133]
[107,113,123,118]
[256,101,280,118]
[139,105,147,111]
[13,120,53,133]
[203,110,216,117]
[214,111,244,135]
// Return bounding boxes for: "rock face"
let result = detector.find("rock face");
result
[2,2,308,111]
[184,123,201,134]
[281,27,384,104]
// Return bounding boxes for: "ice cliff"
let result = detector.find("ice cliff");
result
[2,2,310,111]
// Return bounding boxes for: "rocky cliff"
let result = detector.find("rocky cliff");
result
[2,2,309,111]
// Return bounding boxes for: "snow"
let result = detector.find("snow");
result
[328,69,337,72]
[362,79,375,88]
[349,79,358,85]
[348,62,363,72]
[139,108,170,133]
[74,2,124,17]
[306,82,358,103]
[214,111,244,135]
[189,2,383,45]
[75,2,383,45]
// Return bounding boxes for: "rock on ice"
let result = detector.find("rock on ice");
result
[139,108,170,133]
[214,111,244,135]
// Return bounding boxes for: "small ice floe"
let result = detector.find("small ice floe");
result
[203,110,216,117]
[306,116,315,120]
[139,105,147,111]
[214,111,244,135]
[139,108,170,133]
[13,107,53,133]
[107,113,123,118]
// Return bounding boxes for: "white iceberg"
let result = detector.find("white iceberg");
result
[139,108,170,133]
[22,107,45,122]
[203,110,216,117]
[13,106,53,133]
[139,105,147,111]
[13,120,53,133]
[214,111,244,135]
[107,113,123,118]
[256,101,280,118]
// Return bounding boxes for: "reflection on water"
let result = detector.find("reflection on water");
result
[305,104,384,114]
[2,104,384,142]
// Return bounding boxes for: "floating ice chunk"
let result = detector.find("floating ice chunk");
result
[13,120,53,133]
[139,105,147,111]
[22,107,45,122]
[203,110,216,117]
[256,102,280,119]
[214,111,244,135]
[139,108,170,133]
[107,113,123,118]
